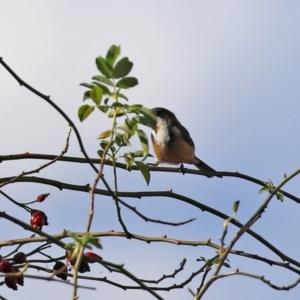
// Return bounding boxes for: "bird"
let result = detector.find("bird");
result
[150,107,222,178]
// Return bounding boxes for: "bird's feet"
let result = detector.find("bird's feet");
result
[179,163,186,175]
[147,162,159,169]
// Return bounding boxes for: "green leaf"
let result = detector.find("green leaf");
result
[97,105,109,113]
[116,77,138,89]
[259,186,268,194]
[259,180,274,194]
[83,90,91,101]
[127,106,156,128]
[118,119,138,137]
[132,116,151,127]
[125,156,135,169]
[139,107,156,129]
[97,130,112,139]
[126,118,138,131]
[133,150,145,157]
[78,105,95,121]
[128,123,138,138]
[124,151,135,158]
[121,132,131,146]
[100,140,110,150]
[91,85,103,105]
[113,57,133,79]
[212,257,231,268]
[135,161,151,185]
[95,56,113,78]
[133,151,153,158]
[222,262,231,268]
[81,233,103,249]
[106,45,121,66]
[108,107,125,118]
[88,237,102,249]
[259,180,284,201]
[136,129,149,159]
[93,82,111,94]
[197,256,207,262]
[80,83,94,89]
[67,231,80,242]
[111,145,116,153]
[65,243,75,252]
[97,149,104,158]
[111,102,125,108]
[116,92,128,101]
[115,134,125,147]
[233,200,240,213]
[127,104,143,114]
[276,191,284,202]
[92,75,114,86]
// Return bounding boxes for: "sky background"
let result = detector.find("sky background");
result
[1,1,300,299]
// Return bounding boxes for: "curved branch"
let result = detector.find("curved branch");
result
[2,230,300,277]
[214,269,300,291]
[0,58,116,204]
[0,175,299,269]
[1,153,299,203]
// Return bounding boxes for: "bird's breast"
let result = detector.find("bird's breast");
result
[152,120,195,164]
[152,119,170,146]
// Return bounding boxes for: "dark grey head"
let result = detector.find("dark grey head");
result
[151,107,177,121]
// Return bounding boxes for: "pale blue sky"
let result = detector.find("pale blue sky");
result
[1,1,300,299]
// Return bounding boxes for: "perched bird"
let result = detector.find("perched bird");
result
[150,107,222,178]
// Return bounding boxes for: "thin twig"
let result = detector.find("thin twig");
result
[141,258,187,283]
[214,269,300,291]
[196,167,300,299]
[0,127,72,189]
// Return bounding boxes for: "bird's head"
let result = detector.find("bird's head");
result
[151,107,177,126]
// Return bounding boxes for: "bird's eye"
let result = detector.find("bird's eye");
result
[152,108,166,118]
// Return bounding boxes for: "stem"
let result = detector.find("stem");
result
[196,167,300,299]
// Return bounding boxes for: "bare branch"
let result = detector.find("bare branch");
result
[1,153,299,203]
[215,269,300,291]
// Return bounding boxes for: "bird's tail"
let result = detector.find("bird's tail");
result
[194,156,222,178]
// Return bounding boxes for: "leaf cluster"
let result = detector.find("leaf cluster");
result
[259,180,284,201]
[78,45,156,184]
[66,231,102,259]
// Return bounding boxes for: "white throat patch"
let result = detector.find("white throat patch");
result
[152,117,170,146]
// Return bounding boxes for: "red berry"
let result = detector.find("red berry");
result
[30,212,44,229]
[36,193,50,202]
[53,261,68,281]
[13,268,24,286]
[0,259,14,273]
[78,260,90,273]
[85,252,102,263]
[30,210,49,229]
[13,252,27,264]
[5,276,18,290]
[66,251,90,273]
